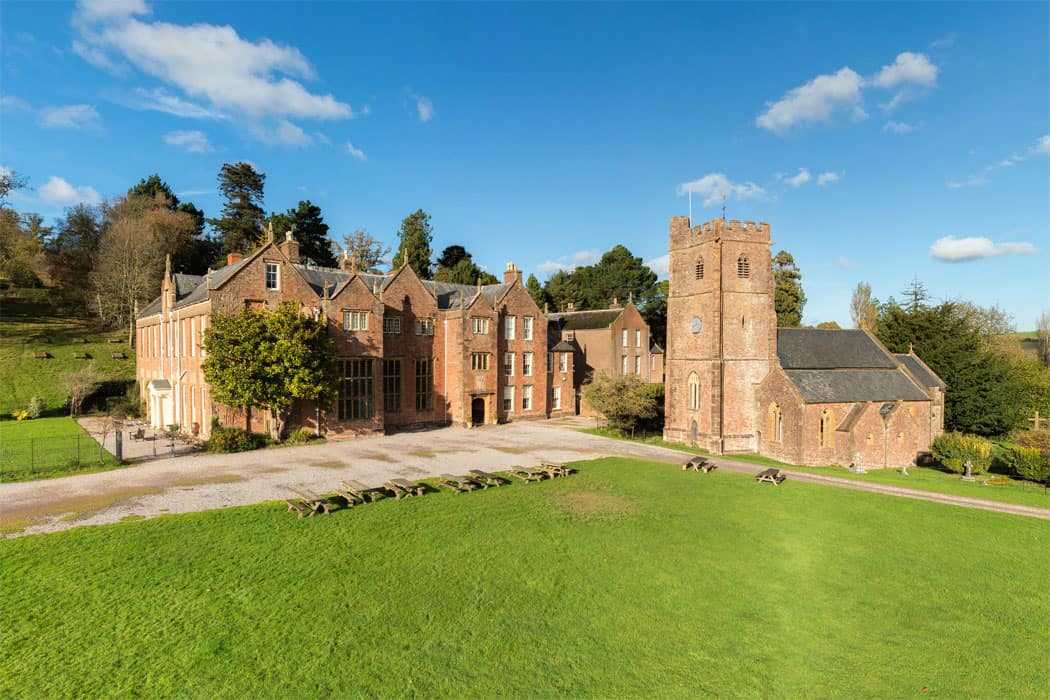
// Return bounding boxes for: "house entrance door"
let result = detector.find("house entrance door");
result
[471,397,486,426]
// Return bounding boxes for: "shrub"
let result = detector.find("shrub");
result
[999,445,1050,484]
[932,431,993,474]
[26,396,45,419]
[286,427,316,445]
[11,409,28,421]
[206,427,262,453]
[1013,429,1050,454]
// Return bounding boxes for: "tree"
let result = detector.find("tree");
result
[0,209,46,287]
[92,194,198,342]
[816,321,842,329]
[0,168,27,206]
[267,200,337,267]
[525,273,550,310]
[901,276,930,313]
[772,250,806,327]
[433,245,498,285]
[569,245,658,311]
[46,204,103,306]
[65,365,103,417]
[544,270,578,312]
[391,209,433,278]
[341,228,390,273]
[1037,310,1050,367]
[850,282,878,331]
[202,302,336,440]
[644,280,669,349]
[210,162,266,255]
[581,371,661,435]
[129,174,217,274]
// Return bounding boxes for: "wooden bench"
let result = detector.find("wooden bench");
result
[384,478,426,500]
[540,462,572,478]
[341,480,382,503]
[507,466,545,483]
[755,468,786,485]
[111,352,126,359]
[683,456,716,473]
[468,469,507,487]
[33,351,49,359]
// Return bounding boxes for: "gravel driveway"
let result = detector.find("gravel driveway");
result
[3,418,1048,538]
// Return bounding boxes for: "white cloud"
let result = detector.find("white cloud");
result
[947,176,990,189]
[163,129,212,153]
[930,33,957,49]
[0,95,32,112]
[756,67,864,133]
[676,172,767,206]
[816,171,841,186]
[125,87,225,119]
[345,141,366,161]
[175,189,214,197]
[38,176,101,206]
[0,165,12,180]
[785,168,811,187]
[39,104,101,130]
[646,254,670,278]
[930,235,1038,262]
[72,0,358,145]
[537,249,601,276]
[71,39,124,73]
[410,92,434,122]
[833,256,855,268]
[1034,134,1050,155]
[314,131,331,145]
[883,120,916,134]
[872,52,938,88]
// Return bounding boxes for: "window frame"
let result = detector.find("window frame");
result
[338,358,375,421]
[502,385,514,413]
[343,310,369,331]
[414,317,434,336]
[382,359,401,413]
[504,315,516,340]
[471,317,489,335]
[523,316,533,341]
[522,352,533,377]
[471,352,490,371]
[504,352,514,377]
[552,386,561,410]
[383,316,401,335]
[265,261,280,290]
[415,358,433,412]
[522,385,533,411]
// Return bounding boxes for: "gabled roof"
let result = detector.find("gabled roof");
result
[785,369,931,403]
[777,328,899,369]
[138,263,246,318]
[895,353,946,389]
[551,339,575,352]
[547,308,623,331]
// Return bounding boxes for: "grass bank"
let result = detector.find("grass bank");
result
[0,416,121,482]
[2,457,1047,698]
[582,427,1050,509]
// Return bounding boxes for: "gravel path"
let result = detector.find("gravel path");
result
[3,419,1048,538]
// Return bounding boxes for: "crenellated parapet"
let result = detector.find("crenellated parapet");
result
[670,217,770,250]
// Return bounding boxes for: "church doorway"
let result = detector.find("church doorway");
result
[471,397,486,426]
[690,420,698,446]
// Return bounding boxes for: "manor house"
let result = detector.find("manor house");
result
[135,229,658,439]
[663,217,945,468]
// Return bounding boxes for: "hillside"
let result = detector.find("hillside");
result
[0,289,135,416]
[999,330,1041,360]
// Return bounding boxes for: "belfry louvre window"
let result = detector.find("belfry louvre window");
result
[343,310,368,331]
[338,359,374,420]
[415,318,434,335]
[471,353,490,371]
[383,316,401,334]
[695,257,704,280]
[415,358,433,411]
[737,255,750,278]
[383,359,401,413]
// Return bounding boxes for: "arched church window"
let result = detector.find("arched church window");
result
[819,408,834,448]
[737,255,750,278]
[688,372,700,410]
[769,402,782,442]
[694,257,704,280]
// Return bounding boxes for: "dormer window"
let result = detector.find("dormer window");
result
[737,255,750,278]
[265,262,279,289]
[695,257,704,280]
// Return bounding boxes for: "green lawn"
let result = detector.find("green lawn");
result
[2,457,1047,698]
[0,416,120,481]
[0,291,135,416]
[584,427,1050,509]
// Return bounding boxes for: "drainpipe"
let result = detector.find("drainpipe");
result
[717,234,725,454]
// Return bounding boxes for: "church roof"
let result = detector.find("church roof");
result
[777,329,899,369]
[894,353,946,389]
[547,308,623,331]
[785,369,931,403]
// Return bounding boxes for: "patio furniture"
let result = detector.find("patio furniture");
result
[755,468,785,485]
[540,462,572,477]
[468,469,507,487]
[341,480,383,503]
[332,486,364,507]
[436,474,485,493]
[384,478,426,500]
[683,456,716,473]
[507,466,545,483]
[290,489,332,516]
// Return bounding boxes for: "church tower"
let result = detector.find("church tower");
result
[663,217,777,454]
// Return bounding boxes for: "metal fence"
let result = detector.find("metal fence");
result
[0,435,115,480]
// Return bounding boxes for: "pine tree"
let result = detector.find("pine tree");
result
[267,200,337,267]
[772,250,806,327]
[901,276,930,313]
[526,274,550,310]
[433,245,498,284]
[391,209,434,278]
[210,162,266,255]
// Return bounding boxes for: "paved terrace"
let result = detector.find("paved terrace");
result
[3,418,1048,538]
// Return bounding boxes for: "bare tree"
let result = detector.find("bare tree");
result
[341,228,391,273]
[65,365,103,417]
[1037,310,1050,367]
[850,282,878,331]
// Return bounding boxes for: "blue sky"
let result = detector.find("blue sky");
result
[2,0,1048,327]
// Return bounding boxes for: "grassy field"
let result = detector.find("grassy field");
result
[584,427,1050,509]
[2,457,1048,698]
[0,290,135,416]
[0,416,120,481]
[999,330,1040,360]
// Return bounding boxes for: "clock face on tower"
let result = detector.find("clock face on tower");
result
[691,316,701,333]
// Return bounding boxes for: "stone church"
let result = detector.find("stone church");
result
[663,217,945,469]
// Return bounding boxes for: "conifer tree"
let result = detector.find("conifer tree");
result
[391,209,434,278]
[210,162,266,255]
[772,250,806,327]
[267,200,337,267]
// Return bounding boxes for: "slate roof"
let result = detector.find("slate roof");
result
[547,308,623,331]
[777,329,898,369]
[423,281,513,309]
[137,259,248,318]
[785,369,931,403]
[895,353,946,388]
[551,339,575,352]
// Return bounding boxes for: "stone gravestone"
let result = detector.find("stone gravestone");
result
[849,453,867,474]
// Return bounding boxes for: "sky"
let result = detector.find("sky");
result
[2,0,1048,328]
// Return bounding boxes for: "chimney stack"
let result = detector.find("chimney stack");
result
[504,261,523,285]
[226,252,244,266]
[279,227,300,263]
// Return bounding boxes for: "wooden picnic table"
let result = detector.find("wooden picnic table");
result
[287,489,332,518]
[436,474,485,494]
[755,468,785,485]
[468,469,507,487]
[384,478,426,500]
[682,455,717,473]
[340,480,383,503]
[506,466,546,483]
[539,462,572,478]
